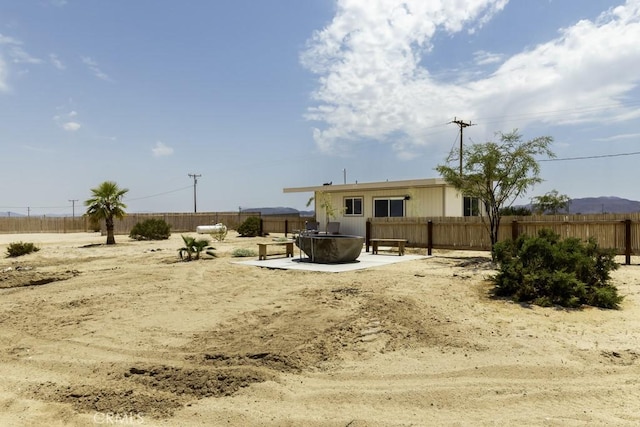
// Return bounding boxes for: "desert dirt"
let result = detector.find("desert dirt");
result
[0,231,639,427]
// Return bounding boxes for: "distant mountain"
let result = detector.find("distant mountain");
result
[241,207,315,216]
[566,196,640,214]
[0,212,26,217]
[517,196,640,214]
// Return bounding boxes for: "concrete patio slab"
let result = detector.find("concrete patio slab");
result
[234,250,430,272]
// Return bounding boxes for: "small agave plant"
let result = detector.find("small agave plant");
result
[178,235,216,261]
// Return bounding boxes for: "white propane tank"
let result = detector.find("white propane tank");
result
[196,223,227,234]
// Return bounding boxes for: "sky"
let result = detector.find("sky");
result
[1,0,639,216]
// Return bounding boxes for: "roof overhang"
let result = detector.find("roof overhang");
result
[283,178,449,194]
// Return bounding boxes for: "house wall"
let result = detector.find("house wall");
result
[444,187,464,216]
[315,186,465,237]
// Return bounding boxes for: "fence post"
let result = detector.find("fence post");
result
[511,220,519,241]
[285,219,289,237]
[625,219,632,265]
[427,220,433,256]
[260,218,264,237]
[365,220,371,252]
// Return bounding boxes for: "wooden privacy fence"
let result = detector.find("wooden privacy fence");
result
[0,216,91,234]
[0,212,314,236]
[107,212,312,235]
[4,212,640,263]
[367,213,640,264]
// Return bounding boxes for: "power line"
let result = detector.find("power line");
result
[0,186,194,212]
[125,185,193,202]
[0,205,69,210]
[540,151,640,162]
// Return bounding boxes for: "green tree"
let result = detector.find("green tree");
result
[500,206,532,216]
[307,191,342,230]
[531,190,571,214]
[436,130,554,257]
[84,181,129,245]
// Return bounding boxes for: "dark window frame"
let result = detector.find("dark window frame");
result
[464,196,480,217]
[344,196,364,216]
[373,197,405,218]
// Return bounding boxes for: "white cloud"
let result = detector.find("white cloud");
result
[50,53,65,70]
[302,0,640,158]
[54,109,81,132]
[152,141,174,157]
[0,33,42,90]
[473,50,503,66]
[82,56,113,82]
[594,132,640,142]
[0,34,41,64]
[62,121,81,132]
[9,46,41,64]
[0,56,8,92]
[0,34,20,45]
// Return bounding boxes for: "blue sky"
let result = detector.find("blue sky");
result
[1,0,639,216]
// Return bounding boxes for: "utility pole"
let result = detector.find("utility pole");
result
[450,117,475,175]
[188,173,201,213]
[69,199,78,218]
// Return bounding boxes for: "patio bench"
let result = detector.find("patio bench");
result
[370,238,407,256]
[257,241,295,260]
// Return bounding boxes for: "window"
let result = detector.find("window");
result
[373,197,405,217]
[464,196,480,216]
[344,197,363,216]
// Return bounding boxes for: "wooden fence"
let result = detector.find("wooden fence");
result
[0,212,314,236]
[3,212,640,263]
[367,213,640,263]
[0,216,91,234]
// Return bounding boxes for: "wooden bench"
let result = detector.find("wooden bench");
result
[370,238,407,256]
[257,241,295,260]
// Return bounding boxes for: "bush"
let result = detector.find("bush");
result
[231,248,257,257]
[237,216,262,237]
[492,229,623,309]
[88,216,101,232]
[129,219,171,241]
[6,241,40,257]
[209,223,228,242]
[178,235,215,261]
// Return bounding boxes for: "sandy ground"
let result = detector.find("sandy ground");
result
[0,232,639,427]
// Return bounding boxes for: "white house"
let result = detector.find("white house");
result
[284,178,479,237]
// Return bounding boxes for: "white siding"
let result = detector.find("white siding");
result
[443,187,464,216]
[312,186,464,237]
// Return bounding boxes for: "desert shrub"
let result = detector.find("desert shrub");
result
[209,223,228,242]
[231,248,257,257]
[492,229,622,309]
[129,219,171,241]
[178,235,215,261]
[88,216,101,232]
[6,241,40,257]
[237,216,261,237]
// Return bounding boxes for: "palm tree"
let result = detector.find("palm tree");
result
[178,235,216,261]
[84,181,129,245]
